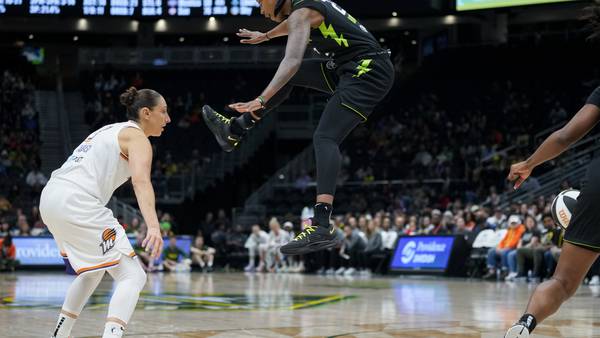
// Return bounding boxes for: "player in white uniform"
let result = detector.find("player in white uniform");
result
[40,87,170,338]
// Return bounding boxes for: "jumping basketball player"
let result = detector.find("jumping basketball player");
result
[504,83,600,335]
[202,0,394,255]
[40,87,170,338]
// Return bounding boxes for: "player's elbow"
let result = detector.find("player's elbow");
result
[555,128,577,146]
[131,176,152,188]
[283,57,302,72]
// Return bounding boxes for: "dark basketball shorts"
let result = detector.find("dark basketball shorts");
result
[563,157,600,252]
[332,54,395,122]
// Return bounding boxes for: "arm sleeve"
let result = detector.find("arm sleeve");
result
[586,86,600,108]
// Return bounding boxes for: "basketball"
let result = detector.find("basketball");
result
[550,189,580,229]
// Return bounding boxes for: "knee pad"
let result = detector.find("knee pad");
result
[131,264,147,292]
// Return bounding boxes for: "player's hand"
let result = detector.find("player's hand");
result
[229,99,262,113]
[237,28,269,44]
[507,161,533,190]
[142,227,164,259]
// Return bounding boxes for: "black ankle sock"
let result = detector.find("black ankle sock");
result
[230,113,256,137]
[229,120,244,137]
[314,203,332,228]
[519,313,537,333]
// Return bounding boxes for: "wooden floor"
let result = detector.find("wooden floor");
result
[2,272,600,337]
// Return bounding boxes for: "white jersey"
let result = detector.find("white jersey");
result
[49,121,140,205]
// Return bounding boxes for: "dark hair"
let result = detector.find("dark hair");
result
[583,4,600,41]
[119,87,163,121]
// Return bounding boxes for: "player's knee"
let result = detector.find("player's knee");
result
[312,131,326,146]
[552,276,578,298]
[132,267,147,292]
[313,132,340,151]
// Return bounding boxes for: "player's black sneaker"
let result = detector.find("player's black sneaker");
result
[202,105,241,153]
[280,218,338,255]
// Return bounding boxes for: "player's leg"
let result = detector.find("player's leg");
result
[280,94,363,255]
[52,270,105,338]
[507,157,600,337]
[203,59,335,152]
[505,242,598,337]
[103,255,147,338]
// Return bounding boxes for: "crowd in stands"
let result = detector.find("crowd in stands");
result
[218,192,566,279]
[0,66,43,271]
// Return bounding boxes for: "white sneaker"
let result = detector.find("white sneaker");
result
[335,267,346,275]
[590,275,600,285]
[505,324,530,338]
[344,267,356,276]
[505,272,518,281]
[325,268,335,275]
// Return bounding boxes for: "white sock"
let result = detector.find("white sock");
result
[102,322,124,338]
[52,314,76,338]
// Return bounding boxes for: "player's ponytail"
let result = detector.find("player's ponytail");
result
[119,86,163,122]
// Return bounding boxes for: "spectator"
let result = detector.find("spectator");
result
[127,217,141,235]
[0,221,10,237]
[294,170,312,192]
[404,215,418,235]
[364,219,384,274]
[340,224,366,275]
[190,235,215,272]
[25,165,47,192]
[483,215,525,280]
[161,236,190,272]
[514,214,561,282]
[380,217,398,251]
[0,234,17,271]
[16,215,30,236]
[211,223,228,259]
[159,213,173,236]
[244,224,269,272]
[507,215,541,281]
[226,224,248,254]
[265,217,291,272]
[487,208,507,229]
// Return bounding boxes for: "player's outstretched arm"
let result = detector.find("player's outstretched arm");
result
[229,10,311,112]
[508,103,600,189]
[260,8,311,102]
[126,129,164,258]
[238,20,289,44]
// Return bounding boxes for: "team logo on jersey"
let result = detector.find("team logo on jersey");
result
[100,228,117,255]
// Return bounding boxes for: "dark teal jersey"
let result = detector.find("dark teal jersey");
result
[291,0,382,64]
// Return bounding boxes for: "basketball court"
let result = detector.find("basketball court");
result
[2,272,600,337]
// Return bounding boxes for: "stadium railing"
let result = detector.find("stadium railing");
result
[497,131,600,207]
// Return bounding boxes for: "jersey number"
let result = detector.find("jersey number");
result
[320,0,368,33]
